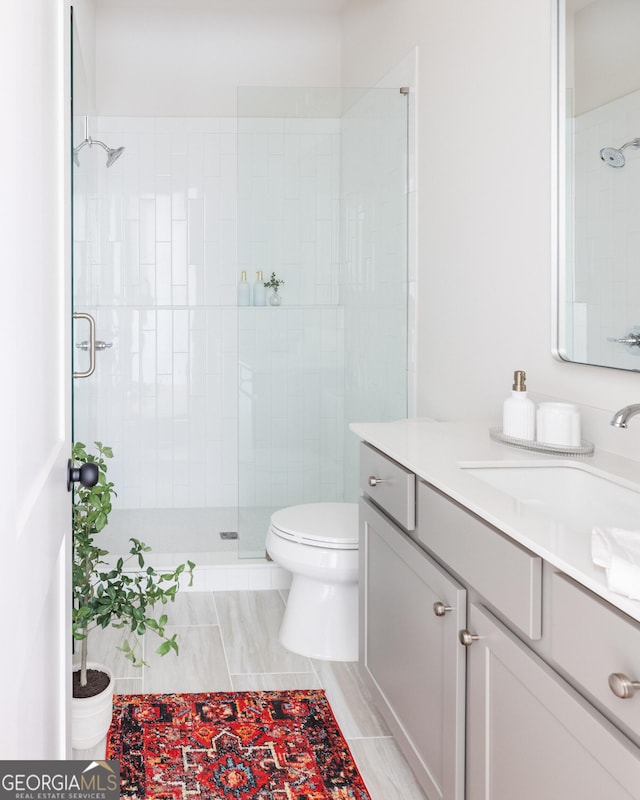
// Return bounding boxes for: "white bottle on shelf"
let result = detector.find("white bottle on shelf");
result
[253,270,266,306]
[502,370,536,440]
[237,271,251,306]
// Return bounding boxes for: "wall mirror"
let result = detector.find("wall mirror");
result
[557,0,640,371]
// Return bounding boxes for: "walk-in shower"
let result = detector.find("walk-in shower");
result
[599,138,640,167]
[71,86,409,568]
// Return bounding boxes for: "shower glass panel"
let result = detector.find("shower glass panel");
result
[71,13,88,428]
[237,86,408,558]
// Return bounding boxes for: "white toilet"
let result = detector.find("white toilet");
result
[266,502,359,662]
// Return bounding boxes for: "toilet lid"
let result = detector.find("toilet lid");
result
[270,503,359,549]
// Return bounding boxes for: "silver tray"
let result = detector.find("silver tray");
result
[489,427,594,457]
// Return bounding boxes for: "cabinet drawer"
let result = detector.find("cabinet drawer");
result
[360,443,415,530]
[551,572,640,739]
[417,481,542,640]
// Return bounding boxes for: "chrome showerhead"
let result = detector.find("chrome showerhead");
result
[105,145,125,168]
[599,138,640,168]
[600,146,626,168]
[73,137,125,168]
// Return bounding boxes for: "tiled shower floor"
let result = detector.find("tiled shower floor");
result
[104,506,277,564]
[73,589,428,799]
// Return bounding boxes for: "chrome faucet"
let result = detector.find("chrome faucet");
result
[611,404,640,428]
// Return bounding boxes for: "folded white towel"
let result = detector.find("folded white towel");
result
[592,527,640,600]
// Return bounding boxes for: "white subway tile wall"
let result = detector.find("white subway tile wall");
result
[73,115,346,521]
[74,117,240,521]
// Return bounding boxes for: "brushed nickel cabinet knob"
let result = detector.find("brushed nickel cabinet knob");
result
[459,629,479,647]
[608,672,640,699]
[433,601,452,617]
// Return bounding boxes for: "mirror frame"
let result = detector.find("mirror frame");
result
[552,0,564,364]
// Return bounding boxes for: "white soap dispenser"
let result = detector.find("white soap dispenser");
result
[502,370,536,440]
[237,271,251,306]
[253,270,266,306]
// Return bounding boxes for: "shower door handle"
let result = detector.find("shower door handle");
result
[73,312,96,378]
[76,339,112,351]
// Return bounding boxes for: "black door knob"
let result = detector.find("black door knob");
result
[66,459,99,492]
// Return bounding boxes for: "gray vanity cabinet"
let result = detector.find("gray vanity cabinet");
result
[359,486,466,800]
[466,602,640,800]
[419,479,640,799]
[358,442,640,800]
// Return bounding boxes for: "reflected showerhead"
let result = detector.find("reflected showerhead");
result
[105,146,125,168]
[600,146,626,168]
[73,137,125,168]
[600,138,640,168]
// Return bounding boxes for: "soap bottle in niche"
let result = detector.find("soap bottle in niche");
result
[253,270,266,306]
[238,271,251,306]
[503,370,536,440]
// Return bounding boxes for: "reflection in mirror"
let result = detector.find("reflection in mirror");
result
[558,0,640,370]
[71,13,89,158]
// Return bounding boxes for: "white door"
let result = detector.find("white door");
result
[0,0,71,758]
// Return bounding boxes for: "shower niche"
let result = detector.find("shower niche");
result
[72,85,408,564]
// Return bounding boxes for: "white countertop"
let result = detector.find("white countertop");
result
[350,418,640,623]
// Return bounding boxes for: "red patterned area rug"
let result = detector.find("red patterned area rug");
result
[106,689,372,799]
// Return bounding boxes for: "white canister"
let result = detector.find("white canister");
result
[536,402,581,447]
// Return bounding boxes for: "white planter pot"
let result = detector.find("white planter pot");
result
[71,662,115,750]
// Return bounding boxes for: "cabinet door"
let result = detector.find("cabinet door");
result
[466,603,640,800]
[360,498,466,800]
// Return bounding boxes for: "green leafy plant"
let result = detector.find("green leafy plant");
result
[72,441,195,693]
[263,271,285,291]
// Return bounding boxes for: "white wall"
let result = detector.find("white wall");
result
[342,0,640,461]
[572,0,640,114]
[95,5,342,116]
[72,0,97,112]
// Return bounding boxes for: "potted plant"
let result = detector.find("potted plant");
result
[263,271,285,306]
[71,441,194,749]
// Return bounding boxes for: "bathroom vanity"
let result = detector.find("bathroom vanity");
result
[352,419,640,800]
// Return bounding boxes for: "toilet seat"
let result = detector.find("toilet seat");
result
[270,502,359,550]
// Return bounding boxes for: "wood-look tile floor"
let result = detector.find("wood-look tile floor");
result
[74,590,428,799]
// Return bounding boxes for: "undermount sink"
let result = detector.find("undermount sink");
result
[460,464,640,533]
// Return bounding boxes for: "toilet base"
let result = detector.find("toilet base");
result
[279,574,358,662]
